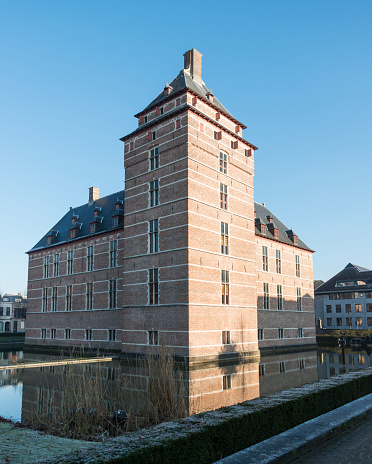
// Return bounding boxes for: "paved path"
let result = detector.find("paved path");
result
[293,414,372,464]
[0,423,97,464]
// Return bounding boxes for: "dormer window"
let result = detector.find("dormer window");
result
[113,216,119,227]
[261,224,266,234]
[90,223,97,234]
[46,230,58,245]
[274,229,279,239]
[70,229,77,239]
[47,236,52,245]
[286,230,298,245]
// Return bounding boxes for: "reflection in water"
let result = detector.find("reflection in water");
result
[0,346,372,426]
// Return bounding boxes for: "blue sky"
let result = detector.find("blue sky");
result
[1,0,371,293]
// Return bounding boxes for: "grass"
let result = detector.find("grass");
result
[21,345,188,441]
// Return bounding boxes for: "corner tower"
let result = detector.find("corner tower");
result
[121,49,259,364]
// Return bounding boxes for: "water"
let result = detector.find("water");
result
[0,346,370,423]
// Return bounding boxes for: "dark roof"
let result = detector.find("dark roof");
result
[0,294,27,304]
[28,190,124,253]
[254,202,312,251]
[315,263,372,294]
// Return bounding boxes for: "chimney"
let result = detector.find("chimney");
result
[183,49,203,84]
[89,187,99,204]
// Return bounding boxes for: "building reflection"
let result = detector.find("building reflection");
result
[317,348,372,378]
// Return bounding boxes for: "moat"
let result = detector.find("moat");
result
[1,345,370,425]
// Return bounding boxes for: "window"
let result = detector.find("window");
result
[109,280,117,309]
[295,255,300,277]
[149,180,159,207]
[43,256,49,278]
[67,250,73,275]
[327,318,332,326]
[277,285,283,310]
[326,305,332,313]
[278,328,284,339]
[367,304,372,312]
[65,329,71,340]
[108,329,116,341]
[160,107,164,115]
[297,288,302,311]
[110,240,118,267]
[42,288,48,312]
[221,222,228,254]
[149,219,159,253]
[144,115,148,123]
[368,318,372,326]
[152,131,156,141]
[258,328,264,340]
[149,269,159,305]
[41,329,47,339]
[86,329,93,341]
[245,148,252,157]
[263,283,269,309]
[51,329,56,339]
[356,317,363,326]
[356,304,362,312]
[259,364,265,376]
[262,246,268,271]
[66,285,72,311]
[214,131,218,140]
[223,374,232,390]
[219,152,227,174]
[222,330,231,344]
[336,304,341,313]
[148,330,159,345]
[299,359,305,370]
[276,250,281,274]
[6,307,10,316]
[52,287,57,312]
[86,283,93,310]
[346,304,351,313]
[298,327,304,338]
[279,361,286,373]
[53,254,59,276]
[221,270,229,304]
[150,147,159,170]
[346,317,352,327]
[176,98,180,106]
[87,246,94,271]
[220,183,227,209]
[176,119,181,129]
[337,318,343,326]
[366,292,372,299]
[113,216,119,227]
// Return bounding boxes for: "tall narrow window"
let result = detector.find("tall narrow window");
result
[276,250,281,274]
[149,269,159,305]
[149,219,159,253]
[149,147,159,170]
[298,327,304,338]
[65,329,71,340]
[221,270,230,304]
[262,246,268,271]
[221,222,228,254]
[258,328,264,340]
[219,152,227,174]
[67,250,73,275]
[86,283,93,310]
[222,330,231,344]
[110,240,118,267]
[41,328,47,339]
[108,329,116,341]
[86,329,93,341]
[297,287,302,311]
[220,183,227,209]
[65,285,72,311]
[278,328,284,339]
[295,255,301,277]
[149,180,159,207]
[52,287,57,312]
[53,254,59,277]
[223,374,232,390]
[109,280,117,309]
[51,329,56,339]
[42,288,48,312]
[148,330,159,345]
[263,283,269,309]
[277,284,283,310]
[87,246,94,271]
[43,256,49,278]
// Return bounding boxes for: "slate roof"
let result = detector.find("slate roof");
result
[0,294,27,304]
[143,69,234,119]
[315,263,372,294]
[254,202,312,251]
[28,190,124,253]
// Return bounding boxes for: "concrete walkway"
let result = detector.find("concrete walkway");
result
[213,393,372,464]
[0,423,97,464]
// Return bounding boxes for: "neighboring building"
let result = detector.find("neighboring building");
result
[26,189,124,352]
[315,263,372,330]
[0,293,27,333]
[25,49,316,362]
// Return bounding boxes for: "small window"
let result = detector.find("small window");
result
[130,141,134,151]
[336,304,341,313]
[295,255,301,277]
[148,330,159,345]
[65,329,71,340]
[149,180,159,207]
[149,148,159,170]
[220,183,227,209]
[152,131,156,141]
[176,119,181,129]
[223,374,232,390]
[149,219,159,253]
[262,246,268,271]
[245,148,252,157]
[258,328,264,340]
[51,329,56,339]
[221,222,228,254]
[110,240,118,268]
[219,152,227,174]
[279,361,286,373]
[263,283,269,309]
[337,318,343,326]
[277,285,283,310]
[259,364,265,376]
[346,304,351,313]
[356,317,363,326]
[222,330,231,344]
[86,283,93,310]
[149,269,159,305]
[160,107,164,115]
[278,328,284,339]
[327,318,332,326]
[299,359,305,369]
[41,328,47,339]
[276,250,281,274]
[221,270,229,305]
[86,329,93,341]
[356,304,362,312]
[298,327,304,338]
[87,246,94,271]
[109,280,117,309]
[108,329,116,341]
